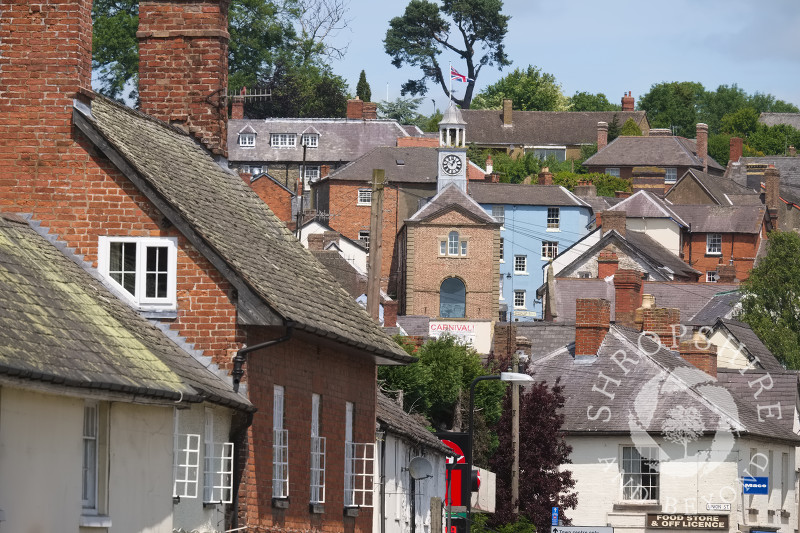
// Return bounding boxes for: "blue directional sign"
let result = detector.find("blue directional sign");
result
[552,507,559,526]
[742,477,769,494]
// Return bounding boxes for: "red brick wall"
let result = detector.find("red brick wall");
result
[613,269,643,328]
[682,232,759,282]
[575,299,610,356]
[641,308,680,349]
[249,176,294,225]
[239,331,376,533]
[397,137,439,147]
[138,0,230,156]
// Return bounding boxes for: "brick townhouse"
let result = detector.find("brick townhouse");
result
[0,2,412,533]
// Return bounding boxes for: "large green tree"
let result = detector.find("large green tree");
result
[471,65,565,111]
[356,70,372,101]
[740,232,800,368]
[638,81,705,137]
[383,0,511,108]
[568,91,620,112]
[91,0,139,101]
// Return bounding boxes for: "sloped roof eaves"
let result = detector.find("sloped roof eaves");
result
[610,191,688,226]
[80,97,412,364]
[716,319,785,373]
[687,291,741,326]
[469,182,590,207]
[0,213,253,411]
[624,231,700,277]
[377,393,452,455]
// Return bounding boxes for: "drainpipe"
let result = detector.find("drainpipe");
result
[380,423,388,533]
[231,322,295,393]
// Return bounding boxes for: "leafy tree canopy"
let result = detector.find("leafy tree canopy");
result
[471,65,565,111]
[383,0,511,108]
[720,107,760,137]
[619,117,643,136]
[745,123,800,157]
[356,70,372,101]
[378,97,425,124]
[91,0,140,102]
[740,232,800,369]
[568,91,620,112]
[638,81,705,137]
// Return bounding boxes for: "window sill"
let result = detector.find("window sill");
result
[514,271,528,276]
[272,497,290,509]
[546,228,561,232]
[612,502,661,511]
[356,203,371,207]
[705,252,722,256]
[140,309,178,320]
[79,515,113,528]
[310,503,325,514]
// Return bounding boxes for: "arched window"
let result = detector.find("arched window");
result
[440,277,466,318]
[448,231,459,255]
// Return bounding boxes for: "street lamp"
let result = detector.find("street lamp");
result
[466,372,534,533]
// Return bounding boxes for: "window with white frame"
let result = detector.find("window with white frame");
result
[173,410,200,500]
[82,402,99,511]
[547,207,560,230]
[542,241,558,260]
[531,146,566,162]
[304,166,320,184]
[310,394,326,504]
[203,409,234,504]
[270,133,296,148]
[706,233,722,255]
[273,385,289,499]
[98,236,178,310]
[358,231,370,251]
[514,255,527,273]
[664,167,677,184]
[239,133,256,147]
[514,290,525,309]
[448,231,459,255]
[492,205,505,226]
[440,231,468,257]
[302,133,319,148]
[344,402,374,508]
[357,188,372,206]
[499,238,504,262]
[606,168,621,178]
[706,271,718,283]
[622,446,659,501]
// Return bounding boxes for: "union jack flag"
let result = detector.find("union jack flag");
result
[450,66,473,83]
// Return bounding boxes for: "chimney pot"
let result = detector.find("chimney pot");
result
[621,92,635,112]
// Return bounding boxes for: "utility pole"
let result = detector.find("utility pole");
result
[367,169,385,322]
[512,350,520,515]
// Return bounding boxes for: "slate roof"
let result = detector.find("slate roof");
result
[377,392,452,455]
[468,182,590,208]
[727,157,800,207]
[321,146,439,185]
[714,319,785,373]
[227,118,412,163]
[0,212,253,411]
[670,204,766,233]
[529,325,798,442]
[514,322,577,358]
[759,112,800,129]
[609,190,688,226]
[76,96,412,365]
[687,291,741,326]
[668,169,759,205]
[583,136,725,172]
[461,110,647,146]
[408,183,499,223]
[396,315,431,337]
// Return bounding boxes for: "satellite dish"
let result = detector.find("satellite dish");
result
[408,456,433,480]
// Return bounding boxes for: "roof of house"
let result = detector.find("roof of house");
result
[758,112,800,129]
[668,169,760,205]
[727,157,800,207]
[322,146,439,185]
[687,290,741,326]
[377,392,452,455]
[408,183,499,224]
[396,315,431,337]
[713,319,785,373]
[670,204,766,234]
[643,282,741,321]
[460,110,647,146]
[528,324,798,442]
[75,96,412,365]
[513,322,577,358]
[0,212,253,411]
[227,118,412,163]
[609,190,688,226]
[583,136,725,172]
[468,182,591,208]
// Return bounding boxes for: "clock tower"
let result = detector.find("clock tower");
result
[437,103,468,193]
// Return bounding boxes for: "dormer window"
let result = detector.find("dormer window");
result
[302,133,319,148]
[239,133,256,147]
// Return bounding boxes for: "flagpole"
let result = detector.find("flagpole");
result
[448,61,453,105]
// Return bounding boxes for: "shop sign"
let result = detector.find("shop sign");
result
[646,514,728,529]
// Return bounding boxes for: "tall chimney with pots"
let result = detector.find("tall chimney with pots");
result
[138,0,231,157]
[765,165,781,229]
[601,210,626,237]
[346,98,365,119]
[575,299,611,356]
[679,332,718,377]
[503,99,513,126]
[641,308,681,349]
[597,122,609,151]
[696,123,708,173]
[613,269,643,329]
[621,91,635,112]
[729,137,743,164]
[231,86,245,120]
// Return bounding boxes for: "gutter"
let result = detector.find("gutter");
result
[231,322,295,393]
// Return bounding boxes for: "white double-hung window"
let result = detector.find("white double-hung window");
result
[706,233,722,255]
[622,446,659,501]
[98,236,178,310]
[273,385,289,499]
[310,393,326,504]
[271,133,296,148]
[203,409,234,504]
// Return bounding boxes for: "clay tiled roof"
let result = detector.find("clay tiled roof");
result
[468,182,590,207]
[76,96,412,365]
[461,110,647,146]
[228,118,412,163]
[377,393,452,455]
[584,136,724,172]
[0,212,252,411]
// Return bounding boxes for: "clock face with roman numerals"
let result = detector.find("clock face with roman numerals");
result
[442,154,463,175]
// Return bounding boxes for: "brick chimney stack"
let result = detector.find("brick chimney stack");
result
[346,98,364,119]
[696,123,708,173]
[597,248,619,278]
[538,167,553,186]
[601,210,626,237]
[621,91,635,112]
[138,0,231,157]
[613,269,643,329]
[641,308,681,349]
[716,263,737,283]
[765,165,781,228]
[503,99,513,126]
[383,300,398,328]
[790,146,797,157]
[729,137,743,164]
[597,122,609,151]
[231,86,246,120]
[575,299,611,356]
[679,332,718,377]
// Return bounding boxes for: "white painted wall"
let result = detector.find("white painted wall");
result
[299,221,368,274]
[708,330,758,370]
[374,432,448,533]
[565,435,797,533]
[552,229,601,276]
[625,219,682,256]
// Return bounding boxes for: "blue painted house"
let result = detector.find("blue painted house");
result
[470,182,592,320]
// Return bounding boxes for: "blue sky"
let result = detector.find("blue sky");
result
[328,0,800,114]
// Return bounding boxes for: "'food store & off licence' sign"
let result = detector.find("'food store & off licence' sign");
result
[647,514,729,530]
